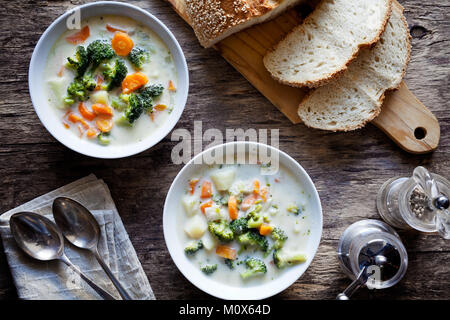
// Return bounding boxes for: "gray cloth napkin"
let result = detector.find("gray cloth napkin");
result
[0,174,155,300]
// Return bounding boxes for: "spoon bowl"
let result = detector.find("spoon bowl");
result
[53,197,100,250]
[9,212,116,300]
[10,212,64,261]
[52,197,132,300]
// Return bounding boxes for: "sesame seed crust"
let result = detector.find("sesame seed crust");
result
[185,0,280,47]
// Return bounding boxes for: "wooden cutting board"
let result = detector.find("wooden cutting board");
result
[166,0,440,154]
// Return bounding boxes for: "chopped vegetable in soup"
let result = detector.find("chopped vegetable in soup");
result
[44,15,178,146]
[178,163,311,286]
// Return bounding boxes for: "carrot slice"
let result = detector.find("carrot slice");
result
[106,24,127,33]
[86,128,99,139]
[259,223,273,236]
[96,116,113,133]
[228,196,238,220]
[66,26,90,44]
[253,180,260,195]
[200,181,212,199]
[67,113,82,123]
[216,245,237,260]
[111,31,134,56]
[154,104,167,111]
[260,187,269,202]
[63,122,70,129]
[92,103,113,117]
[241,194,257,211]
[168,80,176,91]
[79,118,90,130]
[78,102,96,121]
[122,72,148,94]
[94,75,104,91]
[200,200,213,214]
[189,178,199,195]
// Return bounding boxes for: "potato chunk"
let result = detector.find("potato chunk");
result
[204,206,228,222]
[182,195,199,217]
[201,232,217,251]
[184,215,207,239]
[48,78,69,109]
[211,169,235,191]
[91,90,109,105]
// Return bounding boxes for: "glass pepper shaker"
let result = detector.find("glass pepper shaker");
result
[336,219,408,299]
[377,166,450,239]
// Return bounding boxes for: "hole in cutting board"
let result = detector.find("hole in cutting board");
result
[410,25,428,39]
[414,127,427,140]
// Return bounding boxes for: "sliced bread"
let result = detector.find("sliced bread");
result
[264,0,393,88]
[297,1,411,131]
[185,0,305,48]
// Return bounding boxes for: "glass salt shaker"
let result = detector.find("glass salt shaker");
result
[377,166,450,239]
[336,220,408,300]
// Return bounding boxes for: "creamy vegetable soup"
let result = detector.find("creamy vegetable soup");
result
[178,163,311,286]
[44,15,178,146]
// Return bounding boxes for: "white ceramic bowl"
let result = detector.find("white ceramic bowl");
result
[29,1,189,159]
[163,142,323,300]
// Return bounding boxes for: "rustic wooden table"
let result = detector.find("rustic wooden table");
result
[0,0,448,300]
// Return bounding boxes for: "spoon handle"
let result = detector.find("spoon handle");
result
[60,254,117,300]
[336,267,368,300]
[93,250,132,300]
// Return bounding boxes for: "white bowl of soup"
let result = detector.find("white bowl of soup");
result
[29,1,188,158]
[163,142,323,300]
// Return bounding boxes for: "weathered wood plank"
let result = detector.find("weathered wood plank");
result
[0,0,448,300]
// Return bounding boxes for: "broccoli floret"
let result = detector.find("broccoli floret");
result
[123,93,145,124]
[128,47,150,69]
[64,78,89,104]
[140,84,164,99]
[184,240,203,255]
[201,264,218,275]
[224,258,235,270]
[81,70,97,92]
[97,132,110,146]
[208,221,234,242]
[236,231,268,252]
[87,40,115,68]
[66,46,89,77]
[101,59,128,91]
[247,206,264,229]
[273,249,307,269]
[230,217,249,236]
[240,258,267,279]
[64,67,100,104]
[122,84,164,124]
[271,227,288,250]
[112,93,129,111]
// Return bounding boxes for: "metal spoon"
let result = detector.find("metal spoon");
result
[9,212,116,300]
[52,197,132,300]
[336,266,368,300]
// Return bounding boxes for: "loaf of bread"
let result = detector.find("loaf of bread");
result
[264,0,393,88]
[185,0,305,48]
[297,1,411,131]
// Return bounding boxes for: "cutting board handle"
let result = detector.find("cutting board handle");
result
[372,82,440,154]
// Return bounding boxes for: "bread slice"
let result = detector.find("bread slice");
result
[185,0,305,48]
[264,0,393,88]
[297,1,411,131]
